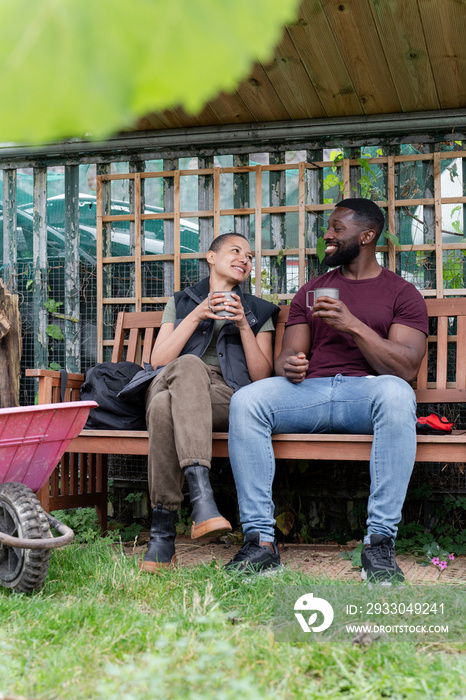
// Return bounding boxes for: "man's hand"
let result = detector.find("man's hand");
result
[312,297,356,334]
[283,351,309,383]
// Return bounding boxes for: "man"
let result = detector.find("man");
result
[226,198,428,585]
[141,232,279,571]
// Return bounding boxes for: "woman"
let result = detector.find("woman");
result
[142,232,279,571]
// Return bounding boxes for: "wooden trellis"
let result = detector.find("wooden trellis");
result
[93,152,466,361]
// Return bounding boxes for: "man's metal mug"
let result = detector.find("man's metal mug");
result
[306,287,339,309]
[208,291,236,317]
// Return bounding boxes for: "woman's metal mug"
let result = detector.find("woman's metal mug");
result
[208,291,236,317]
[306,287,339,309]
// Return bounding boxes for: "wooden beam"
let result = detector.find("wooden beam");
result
[2,170,17,292]
[64,164,80,372]
[33,167,48,369]
[0,280,21,407]
[198,156,214,278]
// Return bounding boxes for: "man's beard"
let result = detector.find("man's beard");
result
[323,241,360,267]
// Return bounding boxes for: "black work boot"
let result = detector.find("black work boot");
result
[141,503,177,572]
[183,462,232,539]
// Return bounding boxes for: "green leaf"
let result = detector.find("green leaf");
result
[323,173,340,190]
[384,231,401,248]
[46,323,65,340]
[0,0,299,143]
[44,298,63,313]
[316,236,326,263]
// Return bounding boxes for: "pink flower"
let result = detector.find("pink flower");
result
[439,561,448,570]
[431,557,440,566]
[449,554,455,561]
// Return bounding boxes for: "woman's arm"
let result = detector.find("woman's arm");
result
[239,325,274,381]
[224,293,274,381]
[150,299,211,368]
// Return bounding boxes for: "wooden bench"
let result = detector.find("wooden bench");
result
[27,298,466,530]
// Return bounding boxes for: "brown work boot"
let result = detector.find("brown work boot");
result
[183,462,232,539]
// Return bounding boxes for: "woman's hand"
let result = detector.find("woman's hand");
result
[205,292,247,328]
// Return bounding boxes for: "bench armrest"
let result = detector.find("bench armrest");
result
[26,368,85,404]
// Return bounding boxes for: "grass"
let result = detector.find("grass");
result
[0,539,466,699]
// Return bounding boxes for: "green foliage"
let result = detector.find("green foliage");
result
[396,494,466,557]
[51,507,102,544]
[123,491,143,505]
[341,542,363,569]
[45,323,64,341]
[44,299,63,314]
[384,230,401,247]
[51,507,143,544]
[251,268,281,304]
[0,0,299,143]
[316,235,327,263]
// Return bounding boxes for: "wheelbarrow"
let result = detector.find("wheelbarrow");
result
[0,401,97,593]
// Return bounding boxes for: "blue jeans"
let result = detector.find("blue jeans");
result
[228,374,417,543]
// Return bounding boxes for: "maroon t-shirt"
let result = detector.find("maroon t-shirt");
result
[286,267,428,379]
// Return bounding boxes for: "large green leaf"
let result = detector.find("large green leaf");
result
[0,0,299,144]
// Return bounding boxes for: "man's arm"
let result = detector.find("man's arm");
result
[312,298,426,383]
[274,323,311,383]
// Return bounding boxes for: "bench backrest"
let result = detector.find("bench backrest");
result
[111,298,466,405]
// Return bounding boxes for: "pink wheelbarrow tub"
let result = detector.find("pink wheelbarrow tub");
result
[0,401,97,592]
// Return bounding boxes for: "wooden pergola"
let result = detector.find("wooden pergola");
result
[1,0,466,376]
[136,0,466,131]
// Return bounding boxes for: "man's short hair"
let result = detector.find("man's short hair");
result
[208,232,249,254]
[335,198,385,240]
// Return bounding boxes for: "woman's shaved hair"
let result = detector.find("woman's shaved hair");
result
[208,232,250,254]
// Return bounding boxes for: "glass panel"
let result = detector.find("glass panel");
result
[180,172,198,212]
[443,249,466,290]
[442,202,464,243]
[397,250,436,290]
[144,172,163,209]
[143,261,165,298]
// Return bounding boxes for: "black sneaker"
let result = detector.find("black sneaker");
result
[361,534,404,587]
[225,531,282,576]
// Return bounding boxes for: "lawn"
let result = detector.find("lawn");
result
[0,538,465,699]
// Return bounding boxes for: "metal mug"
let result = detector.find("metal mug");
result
[208,291,236,317]
[306,287,339,308]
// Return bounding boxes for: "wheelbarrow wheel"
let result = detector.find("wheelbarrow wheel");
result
[0,482,52,593]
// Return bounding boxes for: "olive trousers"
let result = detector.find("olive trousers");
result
[145,354,233,511]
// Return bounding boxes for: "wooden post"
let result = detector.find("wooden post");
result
[33,167,48,369]
[163,158,178,296]
[0,279,21,407]
[306,149,324,282]
[130,159,145,311]
[2,170,18,293]
[64,164,80,373]
[233,154,250,239]
[96,163,111,363]
[269,152,287,294]
[198,156,214,280]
